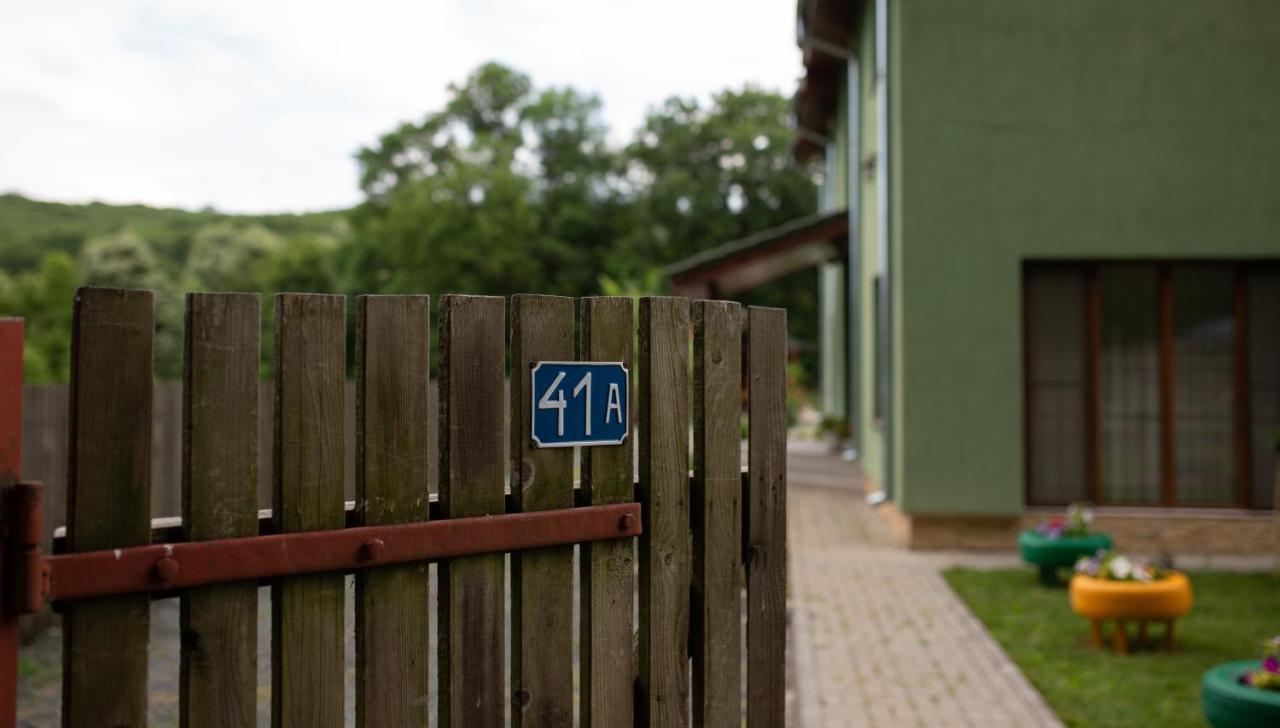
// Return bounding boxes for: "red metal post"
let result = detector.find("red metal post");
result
[0,317,23,728]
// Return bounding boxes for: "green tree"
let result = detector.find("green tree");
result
[620,87,818,270]
[78,229,163,290]
[0,252,80,381]
[259,232,343,294]
[184,223,285,291]
[349,62,622,298]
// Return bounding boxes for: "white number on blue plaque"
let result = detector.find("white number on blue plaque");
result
[530,361,629,447]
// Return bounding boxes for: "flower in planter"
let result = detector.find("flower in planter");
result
[1036,502,1094,540]
[1066,502,1093,532]
[1073,549,1166,582]
[1110,555,1132,580]
[1242,636,1280,691]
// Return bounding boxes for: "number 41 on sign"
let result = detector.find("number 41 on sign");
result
[530,361,629,448]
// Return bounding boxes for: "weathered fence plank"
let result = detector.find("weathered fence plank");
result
[271,294,346,728]
[354,295,432,728]
[180,293,260,728]
[437,294,506,728]
[509,294,575,727]
[691,300,743,728]
[63,287,154,728]
[579,296,635,728]
[637,296,691,727]
[746,306,787,727]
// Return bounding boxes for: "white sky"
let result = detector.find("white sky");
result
[0,0,801,214]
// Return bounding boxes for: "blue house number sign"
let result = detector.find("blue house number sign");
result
[530,361,629,448]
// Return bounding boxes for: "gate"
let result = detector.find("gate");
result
[0,288,787,727]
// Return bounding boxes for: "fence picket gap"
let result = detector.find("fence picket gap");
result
[180,292,260,727]
[271,293,346,728]
[63,287,154,728]
[509,294,576,727]
[746,306,788,726]
[637,296,691,727]
[692,300,743,728]
[437,294,506,728]
[355,295,432,728]
[579,296,636,728]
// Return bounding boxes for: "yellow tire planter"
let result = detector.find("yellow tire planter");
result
[1069,572,1193,653]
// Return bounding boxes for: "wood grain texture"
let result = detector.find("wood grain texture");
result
[509,294,575,728]
[63,287,154,728]
[691,300,742,728]
[746,306,787,727]
[437,294,506,728]
[180,293,260,728]
[579,297,635,728]
[637,296,690,728]
[271,294,346,728]
[355,295,432,728]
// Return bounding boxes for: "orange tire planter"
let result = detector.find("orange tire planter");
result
[1069,572,1193,653]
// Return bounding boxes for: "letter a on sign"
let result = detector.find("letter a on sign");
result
[606,383,622,424]
[530,361,629,447]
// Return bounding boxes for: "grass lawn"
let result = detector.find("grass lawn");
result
[944,568,1280,728]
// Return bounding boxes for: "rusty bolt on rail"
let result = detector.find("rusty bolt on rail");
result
[618,513,636,532]
[359,538,385,562]
[152,556,180,584]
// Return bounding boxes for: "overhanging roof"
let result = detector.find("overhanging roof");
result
[793,0,857,163]
[666,209,848,298]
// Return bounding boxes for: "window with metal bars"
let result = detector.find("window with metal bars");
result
[1024,262,1279,509]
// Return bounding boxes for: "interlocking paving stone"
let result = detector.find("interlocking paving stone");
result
[786,449,1062,728]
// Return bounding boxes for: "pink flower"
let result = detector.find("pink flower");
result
[1265,656,1279,673]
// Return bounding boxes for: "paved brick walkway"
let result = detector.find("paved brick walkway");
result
[787,449,1062,728]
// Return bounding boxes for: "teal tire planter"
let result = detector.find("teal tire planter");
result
[1018,530,1112,585]
[1202,660,1280,728]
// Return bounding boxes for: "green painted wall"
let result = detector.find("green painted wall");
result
[820,77,850,417]
[819,262,846,415]
[854,1,884,488]
[895,0,1280,514]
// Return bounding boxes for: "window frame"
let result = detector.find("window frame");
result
[1023,259,1279,509]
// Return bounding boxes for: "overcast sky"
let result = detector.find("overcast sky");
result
[0,1,801,214]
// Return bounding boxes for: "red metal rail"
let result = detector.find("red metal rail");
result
[5,480,640,613]
[0,318,24,728]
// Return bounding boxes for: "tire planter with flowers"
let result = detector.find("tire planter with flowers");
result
[1020,503,1110,585]
[1019,530,1112,585]
[1201,660,1280,728]
[1069,552,1191,653]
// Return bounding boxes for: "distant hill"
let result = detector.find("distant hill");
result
[0,193,348,273]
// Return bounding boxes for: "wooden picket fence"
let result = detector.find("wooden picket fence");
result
[0,288,788,728]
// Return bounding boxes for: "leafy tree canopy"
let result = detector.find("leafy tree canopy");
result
[1,61,820,382]
[349,62,622,297]
[183,222,283,292]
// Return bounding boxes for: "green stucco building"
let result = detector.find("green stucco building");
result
[672,0,1280,551]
